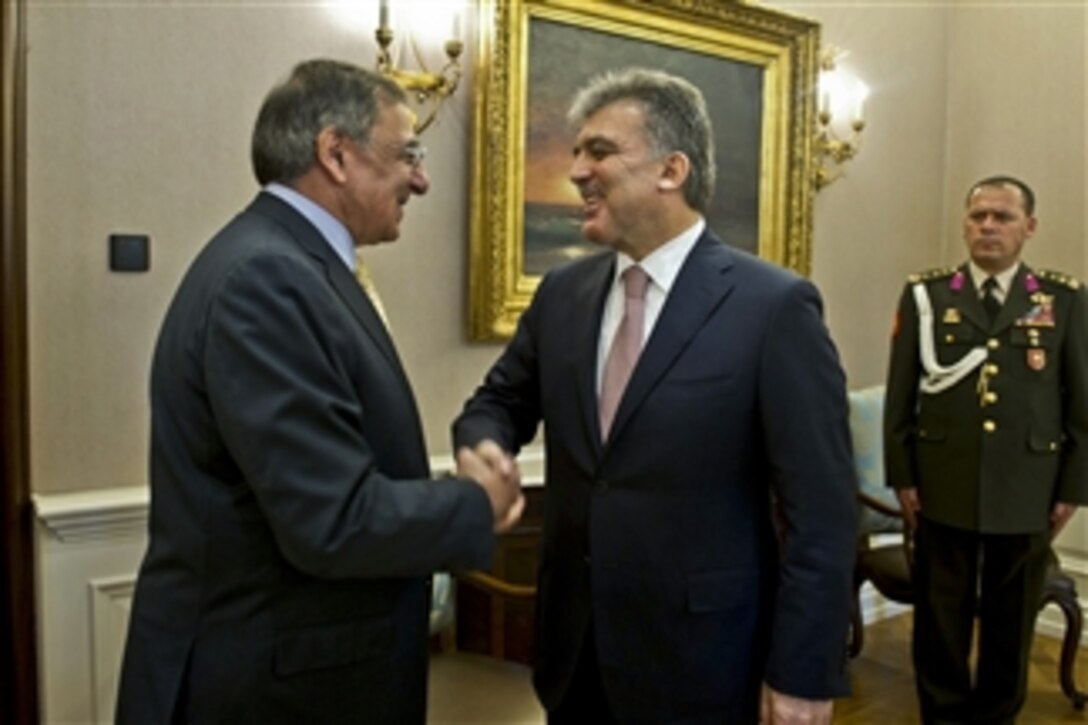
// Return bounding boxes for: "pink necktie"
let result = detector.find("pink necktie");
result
[599,265,650,440]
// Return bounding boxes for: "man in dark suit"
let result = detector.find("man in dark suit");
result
[884,175,1088,723]
[116,59,522,724]
[453,68,857,724]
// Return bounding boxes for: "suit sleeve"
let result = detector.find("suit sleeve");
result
[758,279,857,699]
[452,274,549,454]
[1057,286,1088,503]
[203,253,494,579]
[884,283,922,491]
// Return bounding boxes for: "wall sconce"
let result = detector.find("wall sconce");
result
[814,47,869,190]
[376,0,463,134]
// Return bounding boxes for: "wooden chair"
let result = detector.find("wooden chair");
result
[429,486,542,663]
[847,386,1086,710]
[427,571,541,723]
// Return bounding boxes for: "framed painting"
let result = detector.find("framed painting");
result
[468,0,820,340]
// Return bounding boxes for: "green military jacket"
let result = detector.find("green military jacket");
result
[884,262,1088,533]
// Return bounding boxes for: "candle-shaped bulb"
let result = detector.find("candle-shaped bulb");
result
[853,79,870,122]
[379,0,389,31]
[451,8,462,40]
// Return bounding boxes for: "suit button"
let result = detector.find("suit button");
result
[945,334,955,343]
[987,338,1000,350]
[983,419,997,433]
[984,391,998,404]
[985,363,1000,376]
[594,480,609,494]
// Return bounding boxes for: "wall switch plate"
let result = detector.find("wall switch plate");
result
[109,234,150,272]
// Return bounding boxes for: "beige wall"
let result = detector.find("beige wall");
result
[26,1,1086,495]
[773,0,951,388]
[942,4,1086,277]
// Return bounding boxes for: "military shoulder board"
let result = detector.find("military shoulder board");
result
[907,266,957,284]
[1034,269,1082,290]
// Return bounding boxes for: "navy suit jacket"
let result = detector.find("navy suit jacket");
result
[454,232,856,723]
[117,193,494,724]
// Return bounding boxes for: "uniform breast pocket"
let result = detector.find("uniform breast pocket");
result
[936,323,981,364]
[1010,328,1056,377]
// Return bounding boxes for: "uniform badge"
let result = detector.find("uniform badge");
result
[1027,348,1047,371]
[942,308,961,324]
[1015,294,1055,327]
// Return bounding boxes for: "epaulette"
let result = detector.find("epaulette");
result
[1033,269,1082,290]
[907,266,957,284]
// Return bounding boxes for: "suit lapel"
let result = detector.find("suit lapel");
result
[249,193,412,388]
[604,233,736,447]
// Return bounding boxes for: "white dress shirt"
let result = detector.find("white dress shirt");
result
[596,218,706,395]
[265,182,356,273]
[968,260,1019,305]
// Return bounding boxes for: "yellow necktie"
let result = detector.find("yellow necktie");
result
[355,253,390,328]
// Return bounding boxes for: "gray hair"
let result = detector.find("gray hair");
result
[251,59,407,185]
[568,68,716,213]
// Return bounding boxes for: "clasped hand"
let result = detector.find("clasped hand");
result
[456,440,524,533]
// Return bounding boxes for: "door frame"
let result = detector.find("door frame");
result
[1,0,40,721]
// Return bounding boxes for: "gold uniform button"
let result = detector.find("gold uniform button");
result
[983,420,997,433]
[945,334,955,343]
[985,363,1000,376]
[984,392,998,404]
[987,338,1000,350]
[1050,442,1059,451]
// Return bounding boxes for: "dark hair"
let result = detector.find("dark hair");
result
[967,175,1036,216]
[568,67,716,213]
[251,59,407,185]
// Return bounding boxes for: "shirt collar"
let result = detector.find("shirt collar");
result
[264,182,357,273]
[613,217,706,292]
[968,260,1020,295]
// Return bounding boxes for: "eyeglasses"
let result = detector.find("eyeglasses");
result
[350,134,427,171]
[398,142,426,170]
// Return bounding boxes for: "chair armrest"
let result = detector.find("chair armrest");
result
[858,489,904,519]
[455,570,537,599]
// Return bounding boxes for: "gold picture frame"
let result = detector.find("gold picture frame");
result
[468,0,820,341]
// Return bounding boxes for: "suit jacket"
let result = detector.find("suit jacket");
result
[116,193,494,724]
[884,262,1088,533]
[454,232,857,723]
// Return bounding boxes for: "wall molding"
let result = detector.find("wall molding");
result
[34,486,149,543]
[89,575,135,723]
[31,445,548,545]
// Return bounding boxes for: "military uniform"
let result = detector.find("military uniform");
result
[884,262,1088,723]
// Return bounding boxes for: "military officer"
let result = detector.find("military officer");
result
[884,175,1088,724]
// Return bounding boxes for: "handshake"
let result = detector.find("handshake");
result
[456,439,525,533]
